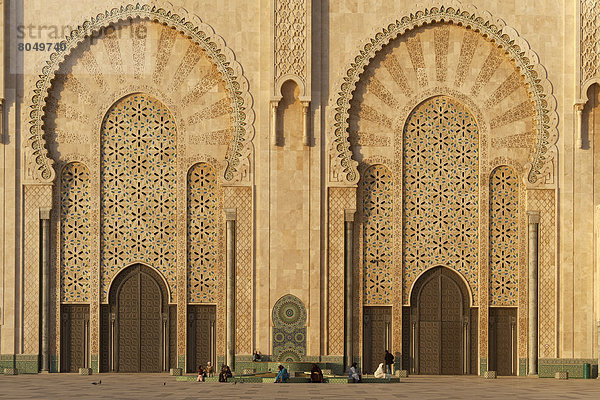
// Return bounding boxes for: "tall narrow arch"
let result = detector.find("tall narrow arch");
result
[60,162,91,303]
[100,93,177,303]
[403,96,479,305]
[489,165,519,306]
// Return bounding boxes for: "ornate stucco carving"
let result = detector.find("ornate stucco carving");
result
[28,2,254,184]
[329,1,558,186]
[274,0,309,97]
[581,0,600,87]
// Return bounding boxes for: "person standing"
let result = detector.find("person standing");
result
[384,350,394,375]
[205,361,214,377]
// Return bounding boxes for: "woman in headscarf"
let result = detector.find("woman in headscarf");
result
[348,362,361,383]
[374,363,386,379]
[310,363,323,383]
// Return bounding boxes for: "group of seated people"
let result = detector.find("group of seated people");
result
[196,362,233,382]
[274,363,324,383]
[197,360,388,383]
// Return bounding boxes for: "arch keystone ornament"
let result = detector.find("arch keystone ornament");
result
[329,0,557,186]
[28,2,254,183]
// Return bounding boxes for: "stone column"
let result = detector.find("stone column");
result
[301,100,311,146]
[225,208,237,369]
[527,211,540,376]
[270,100,279,146]
[344,209,355,369]
[40,208,51,372]
[575,102,585,149]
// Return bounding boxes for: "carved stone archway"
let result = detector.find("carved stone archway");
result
[27,2,255,184]
[328,0,558,186]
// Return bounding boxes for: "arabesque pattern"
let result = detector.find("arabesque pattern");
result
[489,166,519,306]
[403,96,479,303]
[61,163,91,302]
[362,165,393,304]
[100,94,176,302]
[188,163,218,303]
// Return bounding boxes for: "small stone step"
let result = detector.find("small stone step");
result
[483,371,497,379]
[555,371,568,380]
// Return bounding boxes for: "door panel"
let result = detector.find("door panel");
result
[187,305,216,373]
[118,274,140,372]
[363,306,391,374]
[113,265,165,373]
[140,273,161,372]
[490,307,517,376]
[61,304,89,372]
[412,267,469,375]
[419,321,440,374]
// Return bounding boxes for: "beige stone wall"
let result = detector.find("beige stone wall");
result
[1,0,599,367]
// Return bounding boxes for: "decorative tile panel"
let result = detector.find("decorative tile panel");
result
[362,165,393,304]
[328,187,354,355]
[527,189,556,358]
[272,294,307,362]
[489,166,518,306]
[60,163,91,302]
[403,96,479,303]
[100,93,177,302]
[187,163,218,303]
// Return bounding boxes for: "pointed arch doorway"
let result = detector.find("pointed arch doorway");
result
[105,264,170,372]
[409,266,474,375]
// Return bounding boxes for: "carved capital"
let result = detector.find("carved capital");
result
[527,211,541,224]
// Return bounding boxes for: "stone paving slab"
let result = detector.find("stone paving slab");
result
[1,374,599,399]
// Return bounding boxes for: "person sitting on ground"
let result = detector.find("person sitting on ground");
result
[253,350,262,362]
[310,363,323,383]
[197,365,206,382]
[219,364,233,382]
[384,350,394,375]
[374,363,390,380]
[274,364,289,383]
[205,361,214,377]
[348,362,362,383]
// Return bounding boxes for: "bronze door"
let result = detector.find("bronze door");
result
[61,304,90,372]
[489,308,517,375]
[187,305,216,373]
[363,307,392,374]
[112,265,166,372]
[412,267,469,375]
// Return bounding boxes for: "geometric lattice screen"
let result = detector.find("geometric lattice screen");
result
[362,164,393,305]
[489,166,519,306]
[100,93,177,302]
[188,163,218,303]
[60,162,91,302]
[403,96,479,304]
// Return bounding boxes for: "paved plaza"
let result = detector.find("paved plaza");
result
[1,374,599,399]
